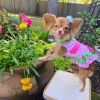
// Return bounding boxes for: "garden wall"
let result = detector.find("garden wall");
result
[0,0,99,17]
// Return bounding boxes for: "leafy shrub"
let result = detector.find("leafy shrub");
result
[0,10,54,91]
[33,29,49,42]
[0,34,38,76]
[0,33,53,78]
[0,10,52,78]
[53,57,72,71]
[77,11,100,48]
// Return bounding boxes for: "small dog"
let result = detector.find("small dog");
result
[40,13,96,92]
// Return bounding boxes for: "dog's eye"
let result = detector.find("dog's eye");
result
[63,27,70,34]
[55,25,58,27]
[64,27,69,29]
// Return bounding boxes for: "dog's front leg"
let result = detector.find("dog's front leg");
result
[39,55,51,61]
[47,53,60,60]
[46,49,54,55]
[39,44,66,61]
[39,53,59,61]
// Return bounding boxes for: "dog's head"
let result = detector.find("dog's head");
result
[43,13,83,40]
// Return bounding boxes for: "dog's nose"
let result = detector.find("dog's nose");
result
[58,30,64,35]
[58,28,64,35]
[59,30,62,33]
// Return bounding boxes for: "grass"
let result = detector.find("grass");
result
[32,21,43,29]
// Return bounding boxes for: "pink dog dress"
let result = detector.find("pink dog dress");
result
[54,36,96,68]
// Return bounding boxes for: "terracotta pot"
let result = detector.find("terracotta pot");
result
[0,69,38,99]
[37,61,55,91]
[0,61,55,100]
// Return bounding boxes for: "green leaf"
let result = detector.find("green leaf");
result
[53,57,72,71]
[96,28,100,34]
[24,34,27,46]
[9,67,14,75]
[31,67,40,77]
[25,67,30,75]
[12,56,19,65]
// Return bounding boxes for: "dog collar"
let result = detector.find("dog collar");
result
[56,38,72,44]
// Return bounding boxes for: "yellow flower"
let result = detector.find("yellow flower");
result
[28,84,33,90]
[19,23,27,29]
[22,85,29,91]
[20,77,33,91]
[22,84,33,91]
[20,78,30,84]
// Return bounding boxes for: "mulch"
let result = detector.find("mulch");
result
[90,61,100,95]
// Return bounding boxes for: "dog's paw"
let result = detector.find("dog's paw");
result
[39,57,45,61]
[39,56,48,61]
[80,87,85,92]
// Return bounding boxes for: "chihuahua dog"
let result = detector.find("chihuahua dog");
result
[39,13,96,92]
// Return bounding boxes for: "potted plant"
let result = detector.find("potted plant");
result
[0,33,39,97]
[0,9,55,99]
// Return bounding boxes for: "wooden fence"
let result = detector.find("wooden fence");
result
[0,0,99,17]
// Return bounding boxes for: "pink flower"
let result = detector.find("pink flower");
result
[19,13,32,26]
[0,25,2,33]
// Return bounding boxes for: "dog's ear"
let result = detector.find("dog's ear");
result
[43,13,56,31]
[70,18,83,36]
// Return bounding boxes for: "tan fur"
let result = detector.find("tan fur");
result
[43,13,56,31]
[40,13,96,92]
[43,13,83,38]
[39,44,67,61]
